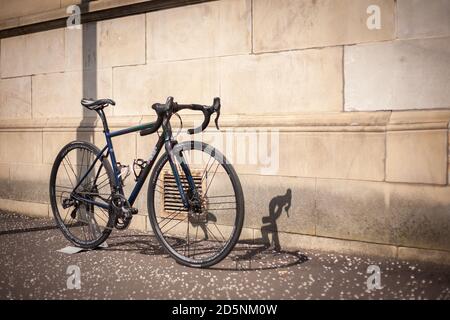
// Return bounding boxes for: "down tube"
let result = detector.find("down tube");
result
[128,135,165,206]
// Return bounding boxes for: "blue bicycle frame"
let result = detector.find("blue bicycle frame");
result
[71,108,196,212]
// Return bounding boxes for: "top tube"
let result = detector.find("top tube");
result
[109,121,158,138]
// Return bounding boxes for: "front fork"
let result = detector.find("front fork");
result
[165,139,198,210]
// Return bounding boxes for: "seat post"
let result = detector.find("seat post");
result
[97,109,110,134]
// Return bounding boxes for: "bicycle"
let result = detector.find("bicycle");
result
[49,96,245,268]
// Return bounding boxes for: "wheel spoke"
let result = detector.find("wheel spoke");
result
[162,215,188,235]
[95,175,111,191]
[65,156,79,184]
[212,223,227,242]
[84,171,108,189]
[61,159,75,188]
[204,162,220,196]
[185,216,190,257]
[151,144,242,266]
[159,208,185,231]
[80,148,85,178]
[154,180,164,194]
[200,154,213,183]
[62,207,72,225]
[51,144,113,247]
[205,224,225,244]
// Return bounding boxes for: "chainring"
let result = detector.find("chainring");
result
[111,194,132,230]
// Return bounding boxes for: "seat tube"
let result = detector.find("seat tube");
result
[105,132,121,188]
[98,109,121,189]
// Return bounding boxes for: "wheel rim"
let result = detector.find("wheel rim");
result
[150,142,243,265]
[51,144,113,245]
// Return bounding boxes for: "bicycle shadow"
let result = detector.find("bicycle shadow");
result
[105,233,309,271]
[212,241,309,271]
[212,189,309,271]
[102,189,308,271]
[104,234,169,256]
[261,188,292,251]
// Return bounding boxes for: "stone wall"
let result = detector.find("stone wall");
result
[1,0,450,263]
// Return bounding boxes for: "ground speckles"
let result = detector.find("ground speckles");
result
[0,211,449,299]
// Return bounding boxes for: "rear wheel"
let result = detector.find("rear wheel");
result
[147,141,245,268]
[49,141,115,249]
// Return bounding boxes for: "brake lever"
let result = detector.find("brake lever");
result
[213,97,221,130]
[214,110,220,130]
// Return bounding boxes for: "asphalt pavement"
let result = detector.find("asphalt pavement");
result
[0,211,449,300]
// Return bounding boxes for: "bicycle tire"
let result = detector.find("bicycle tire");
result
[147,141,245,268]
[49,141,115,249]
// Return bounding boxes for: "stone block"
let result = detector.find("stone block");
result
[0,198,49,218]
[9,164,52,203]
[178,128,385,180]
[0,77,31,119]
[389,183,450,251]
[220,47,343,114]
[0,131,42,164]
[397,247,450,265]
[146,0,251,61]
[274,232,398,258]
[0,0,61,21]
[129,214,148,232]
[315,179,394,244]
[32,69,112,118]
[0,28,65,77]
[386,130,447,184]
[253,0,395,53]
[397,0,450,39]
[345,37,450,111]
[98,14,146,67]
[240,174,316,236]
[0,164,10,198]
[65,15,146,70]
[0,163,9,181]
[279,131,385,181]
[113,59,220,116]
[42,130,94,164]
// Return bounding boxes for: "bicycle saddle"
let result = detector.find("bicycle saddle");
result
[81,98,116,110]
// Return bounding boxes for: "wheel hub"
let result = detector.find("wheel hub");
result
[187,190,208,223]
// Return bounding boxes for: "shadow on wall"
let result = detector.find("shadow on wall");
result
[75,1,98,185]
[78,0,97,147]
[216,189,302,271]
[260,188,292,251]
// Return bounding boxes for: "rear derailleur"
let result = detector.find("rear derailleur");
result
[62,198,79,219]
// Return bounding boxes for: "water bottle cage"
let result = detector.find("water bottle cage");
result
[116,162,131,186]
[133,159,148,181]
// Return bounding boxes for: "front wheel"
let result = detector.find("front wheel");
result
[147,141,245,268]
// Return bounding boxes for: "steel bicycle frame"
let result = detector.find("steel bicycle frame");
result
[71,108,196,212]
